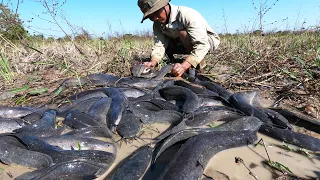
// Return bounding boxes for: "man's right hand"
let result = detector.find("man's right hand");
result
[143,59,158,68]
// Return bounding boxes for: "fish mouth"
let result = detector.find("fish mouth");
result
[141,67,151,74]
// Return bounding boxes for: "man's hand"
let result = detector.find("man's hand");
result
[171,61,192,77]
[143,59,158,68]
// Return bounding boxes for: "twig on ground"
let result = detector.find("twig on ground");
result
[235,157,259,180]
[247,72,274,81]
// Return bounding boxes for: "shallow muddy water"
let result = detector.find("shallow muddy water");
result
[98,123,320,180]
[205,133,320,180]
[0,122,319,180]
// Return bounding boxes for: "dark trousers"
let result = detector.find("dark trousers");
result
[165,38,202,73]
[164,38,187,63]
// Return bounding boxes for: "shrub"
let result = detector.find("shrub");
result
[0,4,28,41]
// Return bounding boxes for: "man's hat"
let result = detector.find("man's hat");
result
[138,0,169,23]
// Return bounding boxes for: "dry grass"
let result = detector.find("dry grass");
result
[0,31,319,111]
[215,32,318,86]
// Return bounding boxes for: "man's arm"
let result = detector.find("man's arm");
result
[171,10,211,76]
[145,23,169,68]
[180,8,211,68]
[171,61,192,77]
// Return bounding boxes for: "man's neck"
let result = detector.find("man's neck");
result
[164,4,171,25]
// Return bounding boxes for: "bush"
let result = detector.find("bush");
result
[0,4,28,41]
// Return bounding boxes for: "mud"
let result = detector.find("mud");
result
[0,122,319,180]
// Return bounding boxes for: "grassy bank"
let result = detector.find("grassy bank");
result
[0,31,319,110]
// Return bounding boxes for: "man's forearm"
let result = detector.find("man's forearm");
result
[181,60,192,70]
[150,57,160,67]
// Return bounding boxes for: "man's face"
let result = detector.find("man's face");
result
[148,7,167,24]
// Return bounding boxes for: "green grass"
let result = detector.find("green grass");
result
[267,160,293,174]
[282,142,313,159]
[0,52,14,83]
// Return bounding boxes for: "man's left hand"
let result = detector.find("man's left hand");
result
[171,61,192,77]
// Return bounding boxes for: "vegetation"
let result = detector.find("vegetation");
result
[0,0,319,112]
[0,52,14,83]
[0,4,28,41]
[0,29,319,107]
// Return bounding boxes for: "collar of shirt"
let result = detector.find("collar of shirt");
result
[168,3,178,24]
[161,3,178,29]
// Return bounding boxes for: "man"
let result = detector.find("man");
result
[138,0,220,77]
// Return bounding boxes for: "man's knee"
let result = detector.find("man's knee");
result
[209,36,220,52]
[166,39,188,56]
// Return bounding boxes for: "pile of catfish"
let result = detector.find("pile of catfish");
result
[0,64,319,180]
